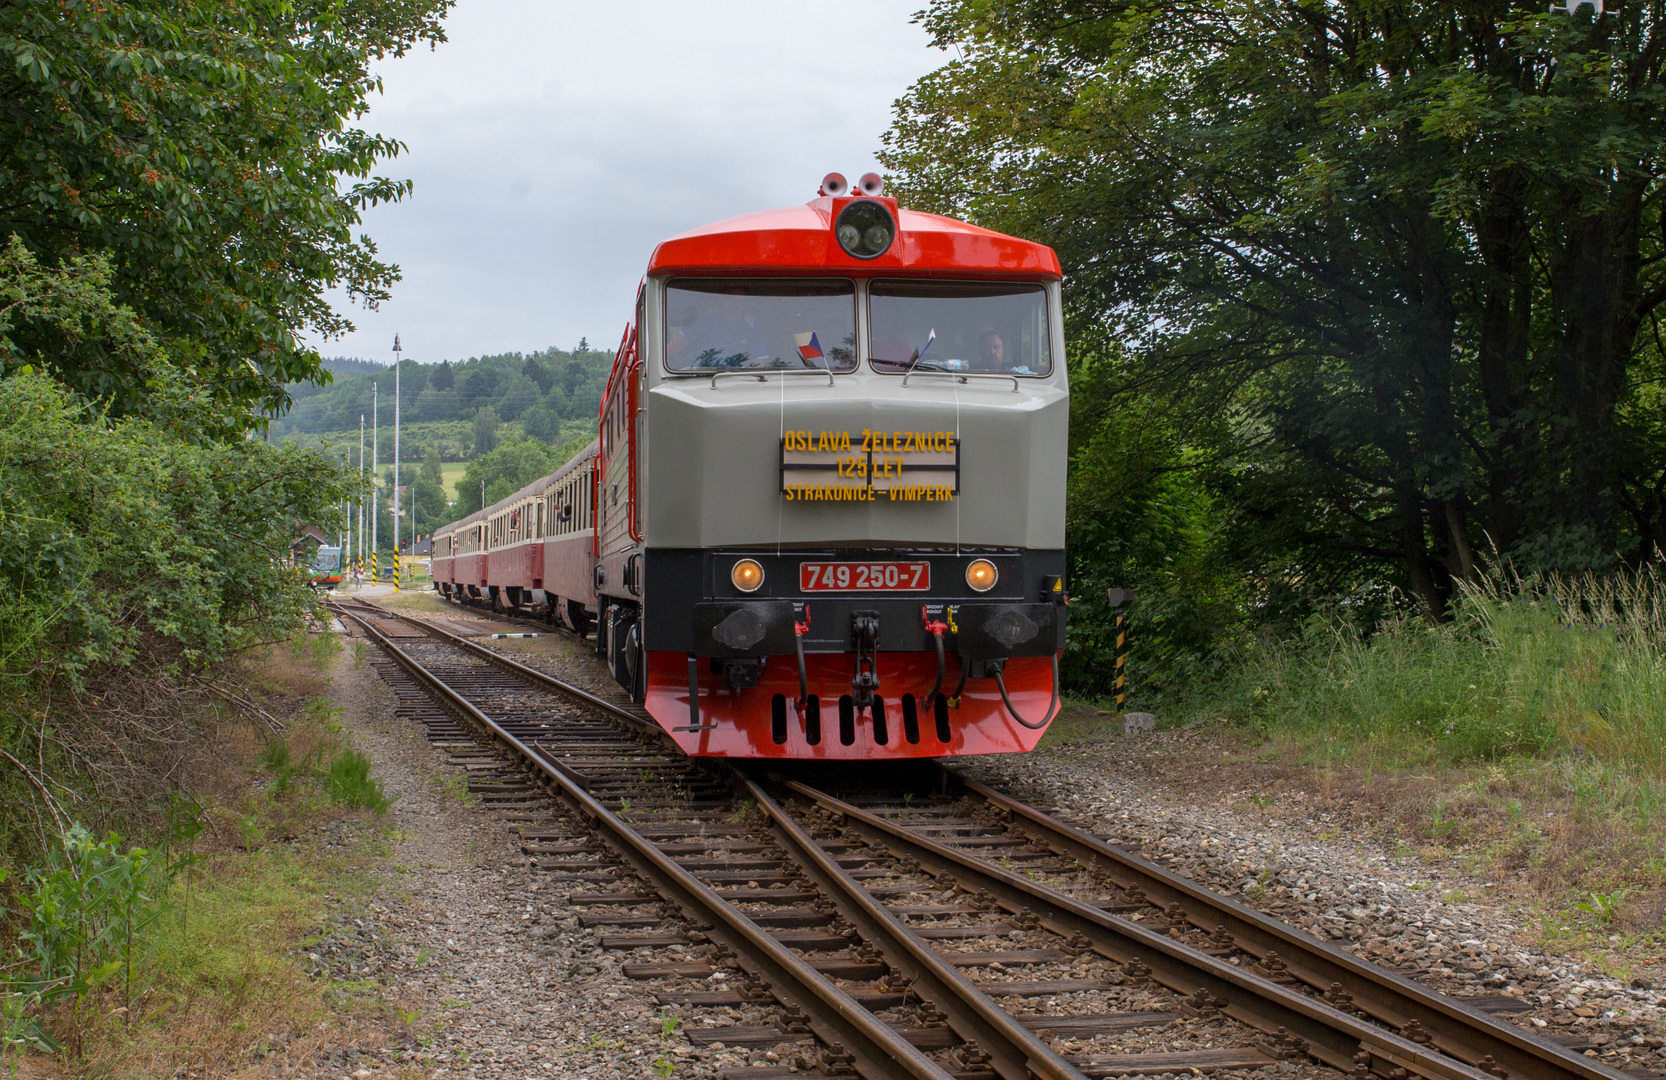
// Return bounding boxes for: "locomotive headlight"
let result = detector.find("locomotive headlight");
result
[731,558,765,593]
[965,559,998,592]
[834,199,895,259]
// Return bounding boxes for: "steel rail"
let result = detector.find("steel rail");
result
[338,599,1608,1079]
[776,776,1501,1080]
[741,775,1085,1080]
[338,608,951,1080]
[941,768,1623,1080]
[333,599,664,739]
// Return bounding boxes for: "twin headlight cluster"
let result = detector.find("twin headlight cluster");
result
[821,172,896,260]
[836,200,894,260]
[729,558,998,593]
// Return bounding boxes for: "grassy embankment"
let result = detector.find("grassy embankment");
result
[3,633,405,1077]
[439,462,466,502]
[1043,571,1666,964]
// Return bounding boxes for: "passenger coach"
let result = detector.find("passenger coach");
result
[434,172,1068,761]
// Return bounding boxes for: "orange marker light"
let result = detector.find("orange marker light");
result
[965,559,998,592]
[732,559,765,593]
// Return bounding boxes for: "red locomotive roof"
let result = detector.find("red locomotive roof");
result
[647,196,1061,279]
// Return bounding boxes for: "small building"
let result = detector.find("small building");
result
[291,523,333,558]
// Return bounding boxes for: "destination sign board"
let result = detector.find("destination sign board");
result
[779,429,959,502]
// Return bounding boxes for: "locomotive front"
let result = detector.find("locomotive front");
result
[595,174,1068,759]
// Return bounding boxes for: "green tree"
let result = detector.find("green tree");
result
[421,444,444,486]
[521,403,560,443]
[279,348,611,435]
[0,0,452,423]
[884,0,1666,618]
[457,439,560,515]
[409,474,448,536]
[473,405,501,455]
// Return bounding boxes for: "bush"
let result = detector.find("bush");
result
[0,241,360,864]
[4,825,187,1056]
[325,749,391,812]
[1190,569,1666,770]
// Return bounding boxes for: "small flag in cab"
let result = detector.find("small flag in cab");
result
[794,331,824,362]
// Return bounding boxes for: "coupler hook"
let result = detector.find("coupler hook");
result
[850,612,880,713]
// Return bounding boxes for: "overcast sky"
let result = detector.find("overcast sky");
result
[314,1,945,367]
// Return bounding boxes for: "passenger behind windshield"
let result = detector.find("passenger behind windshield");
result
[665,279,857,371]
[869,280,1052,376]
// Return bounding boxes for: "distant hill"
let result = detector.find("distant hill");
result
[320,356,390,377]
[273,346,614,456]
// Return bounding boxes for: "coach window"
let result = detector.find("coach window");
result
[869,280,1052,377]
[664,279,857,372]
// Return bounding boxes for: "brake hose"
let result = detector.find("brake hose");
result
[922,607,948,707]
[993,653,1061,730]
[793,606,811,715]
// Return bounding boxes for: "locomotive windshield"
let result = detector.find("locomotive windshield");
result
[869,280,1052,376]
[665,279,857,372]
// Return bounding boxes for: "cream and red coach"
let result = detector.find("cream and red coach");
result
[431,444,597,635]
[435,172,1068,761]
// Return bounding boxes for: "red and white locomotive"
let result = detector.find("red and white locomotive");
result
[432,172,1068,760]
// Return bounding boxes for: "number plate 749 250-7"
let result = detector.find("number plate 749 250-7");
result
[799,561,931,591]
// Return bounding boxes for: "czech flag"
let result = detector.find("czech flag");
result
[794,331,824,362]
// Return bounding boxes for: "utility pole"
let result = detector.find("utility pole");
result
[371,383,379,583]
[358,414,366,584]
[393,333,402,591]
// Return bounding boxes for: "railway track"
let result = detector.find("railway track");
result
[329,597,1632,1080]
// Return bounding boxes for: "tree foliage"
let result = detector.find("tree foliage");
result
[0,0,451,422]
[0,245,358,854]
[457,439,565,516]
[0,242,354,675]
[884,0,1666,633]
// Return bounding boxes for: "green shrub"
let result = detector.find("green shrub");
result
[4,825,185,1056]
[1191,569,1666,771]
[325,750,390,812]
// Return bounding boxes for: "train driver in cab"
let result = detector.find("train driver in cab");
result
[981,330,1040,376]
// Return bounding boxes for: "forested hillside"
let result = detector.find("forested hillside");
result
[275,344,614,450]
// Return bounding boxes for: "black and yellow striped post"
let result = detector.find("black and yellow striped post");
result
[371,550,379,587]
[1106,589,1135,712]
[392,542,400,591]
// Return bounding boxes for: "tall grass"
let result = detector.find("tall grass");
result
[325,749,390,812]
[1194,567,1666,771]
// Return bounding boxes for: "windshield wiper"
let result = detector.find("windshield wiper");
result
[875,357,954,373]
